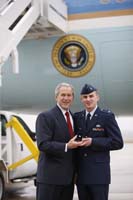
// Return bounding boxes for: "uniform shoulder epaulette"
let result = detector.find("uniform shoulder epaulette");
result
[101,109,113,115]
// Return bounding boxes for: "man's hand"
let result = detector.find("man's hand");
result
[79,137,92,147]
[67,135,83,149]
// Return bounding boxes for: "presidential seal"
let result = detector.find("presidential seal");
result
[52,34,95,77]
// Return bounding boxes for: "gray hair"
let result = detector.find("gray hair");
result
[55,82,74,97]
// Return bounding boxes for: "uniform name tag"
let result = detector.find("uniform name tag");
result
[92,127,104,131]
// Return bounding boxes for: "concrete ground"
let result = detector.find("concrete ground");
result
[5,143,133,200]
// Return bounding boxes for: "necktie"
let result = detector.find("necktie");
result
[65,112,74,138]
[86,113,91,129]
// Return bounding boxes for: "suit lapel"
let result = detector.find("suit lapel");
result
[53,106,71,139]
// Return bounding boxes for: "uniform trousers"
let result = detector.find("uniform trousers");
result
[36,182,74,200]
[77,184,109,200]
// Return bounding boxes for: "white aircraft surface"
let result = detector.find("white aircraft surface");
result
[0,1,132,116]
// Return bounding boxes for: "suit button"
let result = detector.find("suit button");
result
[84,153,88,157]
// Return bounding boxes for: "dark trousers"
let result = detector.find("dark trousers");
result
[77,184,109,200]
[36,182,74,200]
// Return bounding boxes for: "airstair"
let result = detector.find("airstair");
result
[0,0,67,69]
[0,0,40,68]
[0,111,38,196]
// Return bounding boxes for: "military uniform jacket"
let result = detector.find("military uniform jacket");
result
[74,107,123,185]
[36,106,75,185]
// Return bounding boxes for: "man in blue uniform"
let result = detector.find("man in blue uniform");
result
[74,84,124,200]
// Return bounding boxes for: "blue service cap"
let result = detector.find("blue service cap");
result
[80,84,97,95]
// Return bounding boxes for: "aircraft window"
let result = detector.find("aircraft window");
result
[0,115,7,136]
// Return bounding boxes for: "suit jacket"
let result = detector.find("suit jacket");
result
[36,105,75,185]
[74,107,123,185]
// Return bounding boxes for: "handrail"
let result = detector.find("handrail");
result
[0,0,14,14]
[6,116,39,170]
[0,0,40,67]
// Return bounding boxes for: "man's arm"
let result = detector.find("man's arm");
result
[79,113,124,151]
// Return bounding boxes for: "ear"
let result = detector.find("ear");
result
[80,95,84,103]
[55,95,58,102]
[96,93,100,101]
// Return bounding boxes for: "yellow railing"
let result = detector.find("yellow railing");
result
[6,116,39,170]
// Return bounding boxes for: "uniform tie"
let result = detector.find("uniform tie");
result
[86,113,91,129]
[65,112,74,138]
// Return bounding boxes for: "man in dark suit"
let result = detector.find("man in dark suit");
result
[74,84,124,200]
[36,82,82,200]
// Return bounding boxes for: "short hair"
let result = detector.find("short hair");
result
[55,82,74,97]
